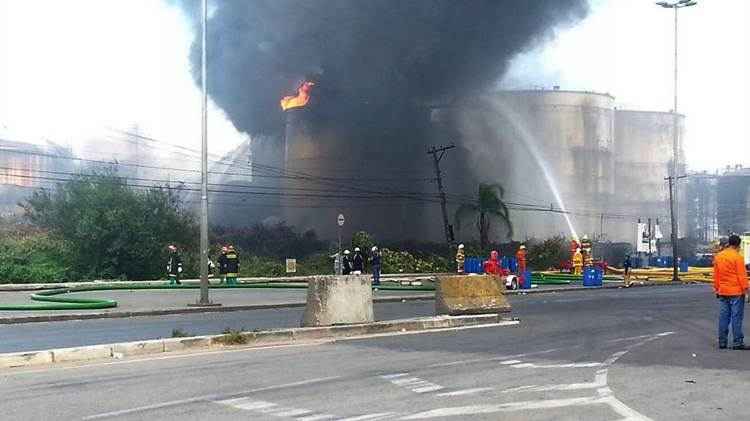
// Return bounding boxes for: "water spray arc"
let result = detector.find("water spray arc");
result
[490,99,579,241]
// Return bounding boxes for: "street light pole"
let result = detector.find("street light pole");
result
[194,0,214,306]
[655,0,697,281]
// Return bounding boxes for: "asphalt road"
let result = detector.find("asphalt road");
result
[2,283,748,420]
[0,301,435,353]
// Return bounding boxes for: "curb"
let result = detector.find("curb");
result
[0,314,516,369]
[0,294,435,325]
[0,273,443,292]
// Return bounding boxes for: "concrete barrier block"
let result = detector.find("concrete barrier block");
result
[0,351,54,368]
[113,339,165,357]
[53,345,113,363]
[302,275,374,327]
[435,275,512,316]
[163,336,212,353]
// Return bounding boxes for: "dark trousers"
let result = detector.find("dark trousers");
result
[719,295,745,347]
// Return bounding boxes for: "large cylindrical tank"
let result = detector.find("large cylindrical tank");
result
[717,166,750,235]
[612,110,685,242]
[431,90,616,241]
[282,106,436,241]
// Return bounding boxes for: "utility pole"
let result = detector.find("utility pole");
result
[656,0,697,252]
[428,143,455,246]
[666,175,688,282]
[190,0,217,307]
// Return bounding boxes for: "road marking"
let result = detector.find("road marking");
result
[400,396,603,419]
[337,321,519,343]
[216,397,334,419]
[499,359,522,365]
[436,387,494,397]
[338,413,397,421]
[425,346,574,369]
[81,376,341,420]
[382,374,444,394]
[509,362,603,369]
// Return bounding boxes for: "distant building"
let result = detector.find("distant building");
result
[717,165,750,235]
[0,138,74,216]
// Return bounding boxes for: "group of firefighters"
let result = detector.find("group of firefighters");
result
[454,243,528,284]
[165,244,240,285]
[340,246,382,286]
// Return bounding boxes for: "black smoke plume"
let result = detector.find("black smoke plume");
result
[177,0,588,136]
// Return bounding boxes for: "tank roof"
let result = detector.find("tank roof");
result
[494,89,615,100]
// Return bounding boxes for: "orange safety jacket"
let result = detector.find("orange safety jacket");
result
[713,248,749,296]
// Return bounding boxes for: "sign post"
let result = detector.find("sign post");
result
[336,214,345,275]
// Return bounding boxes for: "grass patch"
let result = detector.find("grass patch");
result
[214,328,248,345]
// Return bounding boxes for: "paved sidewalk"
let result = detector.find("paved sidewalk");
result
[0,287,429,319]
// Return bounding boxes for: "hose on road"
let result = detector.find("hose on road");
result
[0,281,435,311]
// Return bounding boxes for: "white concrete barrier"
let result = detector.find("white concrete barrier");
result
[302,275,374,327]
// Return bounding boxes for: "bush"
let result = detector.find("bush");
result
[214,328,248,345]
[0,229,74,283]
[213,223,327,260]
[527,236,569,270]
[380,248,450,274]
[23,168,198,281]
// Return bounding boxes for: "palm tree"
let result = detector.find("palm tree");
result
[454,183,513,249]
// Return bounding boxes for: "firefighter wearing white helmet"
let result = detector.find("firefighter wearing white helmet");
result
[456,244,466,274]
[371,246,382,286]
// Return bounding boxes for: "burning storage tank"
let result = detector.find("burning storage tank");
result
[431,89,616,241]
[612,110,686,241]
[280,82,437,241]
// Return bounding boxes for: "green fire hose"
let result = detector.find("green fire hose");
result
[0,281,436,311]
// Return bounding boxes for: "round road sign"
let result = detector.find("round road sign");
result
[337,214,345,227]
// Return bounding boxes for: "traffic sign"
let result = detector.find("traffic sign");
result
[337,214,345,227]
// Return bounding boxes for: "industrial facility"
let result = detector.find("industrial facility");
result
[208,88,693,244]
[0,138,74,216]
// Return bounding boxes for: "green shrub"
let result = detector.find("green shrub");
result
[0,231,74,283]
[214,328,248,345]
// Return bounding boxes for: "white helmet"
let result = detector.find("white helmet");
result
[344,249,350,255]
[372,246,378,251]
[354,247,360,252]
[458,244,464,249]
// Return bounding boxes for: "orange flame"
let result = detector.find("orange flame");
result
[280,81,315,111]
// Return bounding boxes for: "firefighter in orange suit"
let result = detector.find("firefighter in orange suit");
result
[516,245,528,275]
[572,248,584,276]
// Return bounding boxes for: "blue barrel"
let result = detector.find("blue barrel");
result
[583,267,603,287]
[679,260,689,272]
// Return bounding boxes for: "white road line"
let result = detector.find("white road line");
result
[272,408,314,417]
[509,362,603,369]
[382,374,444,394]
[338,413,397,421]
[425,346,573,369]
[337,321,519,343]
[400,396,603,419]
[436,387,494,397]
[498,385,540,393]
[217,397,334,419]
[296,414,338,421]
[499,359,522,365]
[81,376,341,420]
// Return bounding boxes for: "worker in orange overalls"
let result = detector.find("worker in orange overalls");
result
[714,235,749,349]
[572,248,584,276]
[516,245,527,274]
